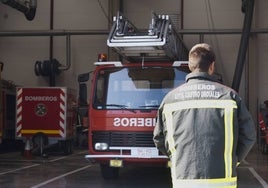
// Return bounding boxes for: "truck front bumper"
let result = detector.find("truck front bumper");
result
[85,146,168,160]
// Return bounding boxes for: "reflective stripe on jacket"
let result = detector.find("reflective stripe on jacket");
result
[172,177,237,188]
[153,72,256,188]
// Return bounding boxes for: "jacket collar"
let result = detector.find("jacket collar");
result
[186,72,219,83]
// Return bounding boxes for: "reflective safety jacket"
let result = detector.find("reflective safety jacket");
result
[153,72,256,188]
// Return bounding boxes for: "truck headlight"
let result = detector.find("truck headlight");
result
[95,143,108,150]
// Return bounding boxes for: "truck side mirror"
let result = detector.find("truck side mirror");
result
[78,72,90,106]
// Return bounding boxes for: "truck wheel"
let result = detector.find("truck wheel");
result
[100,164,119,179]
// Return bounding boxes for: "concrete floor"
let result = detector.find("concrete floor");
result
[0,146,267,188]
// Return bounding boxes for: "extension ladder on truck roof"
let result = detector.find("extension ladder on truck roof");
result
[107,12,189,62]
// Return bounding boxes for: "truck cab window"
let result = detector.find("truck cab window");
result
[93,67,187,110]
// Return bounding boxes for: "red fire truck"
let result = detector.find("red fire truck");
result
[85,12,189,179]
[16,87,77,155]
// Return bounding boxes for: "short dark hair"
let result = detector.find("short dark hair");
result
[188,43,215,72]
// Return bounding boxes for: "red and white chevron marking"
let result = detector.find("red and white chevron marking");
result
[59,88,66,137]
[16,88,23,137]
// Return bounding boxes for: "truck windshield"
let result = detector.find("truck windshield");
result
[93,66,188,110]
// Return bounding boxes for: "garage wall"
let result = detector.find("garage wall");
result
[0,0,268,114]
[0,0,109,88]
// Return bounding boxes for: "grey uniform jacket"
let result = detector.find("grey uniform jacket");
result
[153,72,256,184]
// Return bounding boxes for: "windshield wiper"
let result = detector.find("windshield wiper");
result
[105,104,127,108]
[139,105,159,109]
[104,104,136,113]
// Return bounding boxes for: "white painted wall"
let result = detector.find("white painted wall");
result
[0,0,268,111]
[0,0,109,89]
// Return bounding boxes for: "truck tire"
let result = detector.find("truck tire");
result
[100,164,119,179]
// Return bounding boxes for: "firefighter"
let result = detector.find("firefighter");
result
[153,43,256,188]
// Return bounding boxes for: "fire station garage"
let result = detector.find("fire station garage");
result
[0,0,268,187]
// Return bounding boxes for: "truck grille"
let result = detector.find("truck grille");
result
[92,131,155,148]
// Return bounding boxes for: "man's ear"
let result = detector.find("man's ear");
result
[208,62,215,75]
